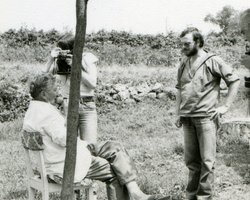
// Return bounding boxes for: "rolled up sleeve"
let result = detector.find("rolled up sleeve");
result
[210,56,240,86]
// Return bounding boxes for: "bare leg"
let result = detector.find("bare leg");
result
[126,181,151,200]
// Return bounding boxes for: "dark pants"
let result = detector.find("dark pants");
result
[85,141,137,200]
[182,117,217,200]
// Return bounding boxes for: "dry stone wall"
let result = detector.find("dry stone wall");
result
[96,82,177,104]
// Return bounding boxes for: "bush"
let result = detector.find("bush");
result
[0,76,30,122]
[0,28,182,66]
[0,27,245,67]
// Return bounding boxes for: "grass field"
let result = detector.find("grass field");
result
[0,62,250,200]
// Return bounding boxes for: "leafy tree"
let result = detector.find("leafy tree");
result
[204,5,239,35]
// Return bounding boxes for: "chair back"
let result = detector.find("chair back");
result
[21,131,98,200]
[21,131,49,191]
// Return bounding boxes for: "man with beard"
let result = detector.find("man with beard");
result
[175,27,240,200]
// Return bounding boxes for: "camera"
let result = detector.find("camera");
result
[56,50,72,75]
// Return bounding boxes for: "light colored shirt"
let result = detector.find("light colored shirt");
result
[176,53,240,117]
[23,100,92,183]
[56,52,98,98]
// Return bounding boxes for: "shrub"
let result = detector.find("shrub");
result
[0,77,30,122]
[0,28,182,66]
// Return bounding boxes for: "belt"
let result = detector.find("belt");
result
[80,96,95,104]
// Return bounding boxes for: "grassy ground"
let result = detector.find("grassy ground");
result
[0,62,249,199]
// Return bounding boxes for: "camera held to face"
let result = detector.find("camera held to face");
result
[56,50,72,75]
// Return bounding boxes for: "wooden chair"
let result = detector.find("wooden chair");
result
[21,131,98,200]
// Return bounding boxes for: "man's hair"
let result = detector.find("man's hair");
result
[57,34,75,52]
[29,73,55,99]
[180,27,204,48]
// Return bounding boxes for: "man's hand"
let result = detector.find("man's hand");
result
[209,105,229,120]
[175,116,182,128]
[51,47,61,58]
[65,55,73,66]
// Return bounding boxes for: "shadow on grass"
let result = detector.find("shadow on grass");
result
[219,141,250,184]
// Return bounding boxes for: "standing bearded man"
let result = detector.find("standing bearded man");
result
[175,27,240,200]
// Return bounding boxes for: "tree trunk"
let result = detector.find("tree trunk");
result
[61,0,88,199]
[219,118,250,149]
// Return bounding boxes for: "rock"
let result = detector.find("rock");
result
[128,87,138,96]
[124,98,136,104]
[157,92,168,99]
[133,95,143,102]
[113,83,127,93]
[137,92,146,97]
[146,92,157,99]
[136,83,150,94]
[117,90,130,100]
[151,82,163,93]
[109,87,117,95]
[112,94,120,101]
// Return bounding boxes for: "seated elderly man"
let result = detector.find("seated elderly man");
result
[23,73,168,200]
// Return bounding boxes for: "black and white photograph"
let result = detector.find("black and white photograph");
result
[0,0,250,199]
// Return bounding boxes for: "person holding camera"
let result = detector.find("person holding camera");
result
[46,35,98,144]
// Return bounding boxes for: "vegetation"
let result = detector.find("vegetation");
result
[204,5,243,47]
[0,27,181,65]
[204,5,240,35]
[0,16,245,66]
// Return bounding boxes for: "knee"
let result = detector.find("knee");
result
[105,141,124,153]
[202,160,215,171]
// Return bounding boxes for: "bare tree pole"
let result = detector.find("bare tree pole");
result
[61,0,88,199]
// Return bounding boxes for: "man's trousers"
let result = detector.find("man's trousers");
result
[181,117,217,200]
[85,141,137,200]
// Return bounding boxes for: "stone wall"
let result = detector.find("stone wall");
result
[96,82,177,104]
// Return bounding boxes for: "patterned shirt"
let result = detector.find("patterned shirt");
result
[176,53,240,117]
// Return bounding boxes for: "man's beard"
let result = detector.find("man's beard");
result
[185,46,198,57]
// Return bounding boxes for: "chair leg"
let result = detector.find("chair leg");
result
[28,187,36,200]
[85,184,98,200]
